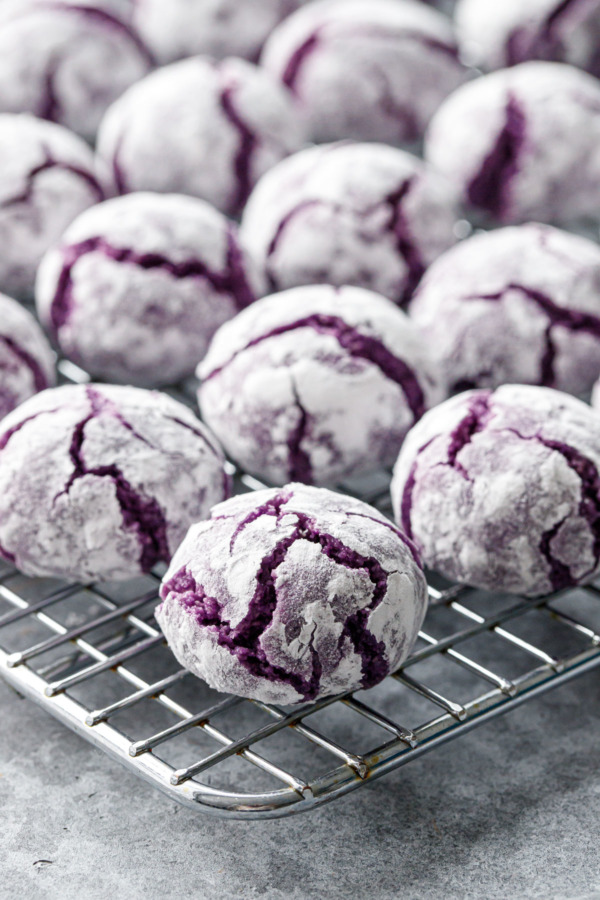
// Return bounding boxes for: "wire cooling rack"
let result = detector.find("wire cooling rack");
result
[1,364,600,819]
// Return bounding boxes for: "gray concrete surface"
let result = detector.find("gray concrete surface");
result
[2,666,600,900]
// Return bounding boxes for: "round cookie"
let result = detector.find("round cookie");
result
[132,0,306,65]
[157,483,428,704]
[409,223,600,397]
[97,56,306,217]
[0,383,229,582]
[260,0,467,144]
[425,62,600,225]
[35,193,263,387]
[198,284,441,486]
[239,142,458,306]
[0,113,105,298]
[0,0,152,142]
[0,292,55,420]
[455,0,600,74]
[391,384,600,597]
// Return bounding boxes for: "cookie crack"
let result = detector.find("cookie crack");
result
[466,282,600,386]
[515,429,600,584]
[55,385,170,572]
[165,511,391,700]
[45,2,154,64]
[399,393,492,538]
[0,147,104,211]
[48,229,255,334]
[218,80,258,213]
[287,376,313,483]
[264,198,336,292]
[229,487,295,552]
[0,334,49,393]
[466,92,526,218]
[402,416,600,590]
[281,29,322,92]
[382,176,425,303]
[203,312,427,420]
[507,0,584,64]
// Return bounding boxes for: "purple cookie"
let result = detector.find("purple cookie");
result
[240,142,458,306]
[97,56,306,217]
[409,223,600,397]
[455,0,600,74]
[425,62,600,225]
[198,284,441,486]
[260,0,467,144]
[35,193,263,387]
[392,384,600,597]
[0,292,55,420]
[0,383,229,582]
[0,0,152,142]
[157,483,427,704]
[0,113,105,298]
[132,0,306,65]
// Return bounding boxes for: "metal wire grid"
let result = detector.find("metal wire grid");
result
[1,364,600,817]
[2,516,600,819]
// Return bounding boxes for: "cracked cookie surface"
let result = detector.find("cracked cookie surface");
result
[0,113,105,298]
[425,62,600,224]
[240,141,458,307]
[198,284,441,486]
[97,56,306,216]
[35,192,263,387]
[0,383,228,581]
[0,292,55,420]
[455,0,600,75]
[0,0,151,141]
[409,223,600,397]
[391,384,600,596]
[157,483,427,704]
[261,0,467,144]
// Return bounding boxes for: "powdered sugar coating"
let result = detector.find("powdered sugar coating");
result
[240,142,458,306]
[391,384,600,596]
[409,223,600,397]
[35,193,263,387]
[157,483,427,704]
[198,284,442,486]
[425,62,600,225]
[0,383,229,582]
[0,292,55,420]
[0,114,105,298]
[455,0,600,74]
[97,56,306,217]
[260,0,467,144]
[132,0,306,65]
[0,0,151,142]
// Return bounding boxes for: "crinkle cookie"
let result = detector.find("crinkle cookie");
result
[240,142,458,306]
[409,223,600,397]
[425,62,600,225]
[391,384,600,596]
[0,114,105,298]
[157,483,427,704]
[260,0,467,144]
[35,193,262,387]
[0,383,229,582]
[132,0,306,65]
[97,56,306,217]
[0,292,55,420]
[0,0,152,142]
[198,284,441,486]
[455,0,600,74]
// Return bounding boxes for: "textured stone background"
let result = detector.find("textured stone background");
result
[2,666,600,900]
